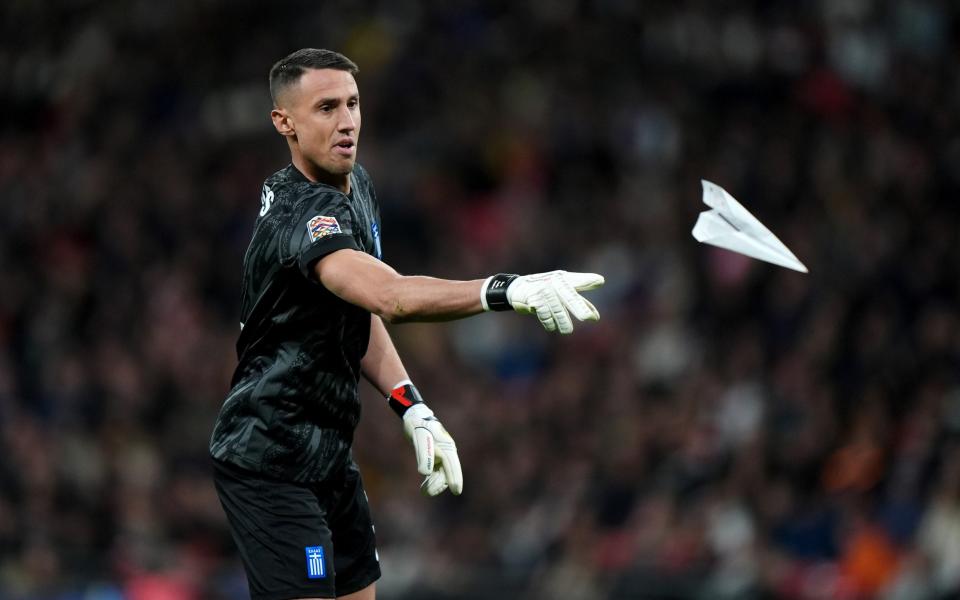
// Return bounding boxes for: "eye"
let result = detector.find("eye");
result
[348,99,359,109]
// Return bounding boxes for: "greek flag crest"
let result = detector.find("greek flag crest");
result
[305,546,326,579]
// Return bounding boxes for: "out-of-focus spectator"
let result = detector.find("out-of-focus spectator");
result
[1,1,959,599]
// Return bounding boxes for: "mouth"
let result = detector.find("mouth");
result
[333,139,355,157]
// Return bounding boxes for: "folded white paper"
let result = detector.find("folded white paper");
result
[692,180,808,273]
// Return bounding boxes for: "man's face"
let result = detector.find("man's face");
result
[274,68,361,176]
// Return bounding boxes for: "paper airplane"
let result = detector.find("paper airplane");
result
[692,180,808,273]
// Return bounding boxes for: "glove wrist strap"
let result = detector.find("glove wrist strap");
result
[388,381,425,418]
[482,273,518,312]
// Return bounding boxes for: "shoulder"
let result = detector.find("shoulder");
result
[265,166,349,209]
[263,164,300,192]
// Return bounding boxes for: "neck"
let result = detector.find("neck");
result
[291,153,351,194]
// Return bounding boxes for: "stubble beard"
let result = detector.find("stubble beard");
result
[308,152,356,177]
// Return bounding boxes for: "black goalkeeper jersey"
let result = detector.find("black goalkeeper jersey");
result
[210,163,383,482]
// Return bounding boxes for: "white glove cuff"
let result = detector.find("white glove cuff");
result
[403,403,434,422]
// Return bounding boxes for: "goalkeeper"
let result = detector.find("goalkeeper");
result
[209,48,603,600]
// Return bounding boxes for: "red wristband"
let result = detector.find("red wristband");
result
[388,382,424,418]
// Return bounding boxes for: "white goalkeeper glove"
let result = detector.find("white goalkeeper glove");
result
[389,382,463,497]
[481,270,604,334]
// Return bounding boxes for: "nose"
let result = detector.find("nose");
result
[337,105,356,132]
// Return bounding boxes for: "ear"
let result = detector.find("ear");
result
[271,108,295,137]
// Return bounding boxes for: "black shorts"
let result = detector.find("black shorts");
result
[212,457,381,600]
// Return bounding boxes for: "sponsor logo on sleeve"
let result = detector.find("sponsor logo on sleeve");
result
[305,546,326,579]
[307,215,342,242]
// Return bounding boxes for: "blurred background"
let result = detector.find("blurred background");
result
[2,1,960,599]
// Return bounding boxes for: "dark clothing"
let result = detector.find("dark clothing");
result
[212,457,381,599]
[209,163,383,483]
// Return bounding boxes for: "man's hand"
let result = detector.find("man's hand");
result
[483,270,604,334]
[402,403,463,496]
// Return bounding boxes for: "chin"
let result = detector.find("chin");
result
[330,157,357,174]
[311,159,355,176]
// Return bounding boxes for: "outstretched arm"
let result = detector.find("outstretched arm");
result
[314,248,604,333]
[314,249,483,324]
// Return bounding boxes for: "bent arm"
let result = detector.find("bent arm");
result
[314,248,484,324]
[362,312,464,497]
[361,314,409,394]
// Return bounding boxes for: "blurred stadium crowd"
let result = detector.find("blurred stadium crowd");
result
[2,1,960,599]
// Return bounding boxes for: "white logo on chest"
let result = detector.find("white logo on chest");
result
[259,185,274,216]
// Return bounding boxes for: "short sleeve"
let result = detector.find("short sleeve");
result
[289,190,360,278]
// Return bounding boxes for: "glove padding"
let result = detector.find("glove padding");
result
[402,403,463,496]
[507,270,604,334]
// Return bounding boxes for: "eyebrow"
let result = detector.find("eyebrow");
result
[314,94,360,106]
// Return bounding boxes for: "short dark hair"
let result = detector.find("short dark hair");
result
[269,48,359,106]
